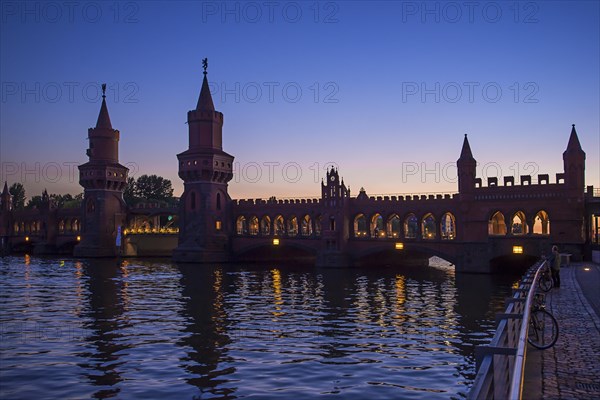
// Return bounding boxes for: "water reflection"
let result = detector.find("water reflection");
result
[77,259,131,398]
[177,264,236,398]
[0,257,516,400]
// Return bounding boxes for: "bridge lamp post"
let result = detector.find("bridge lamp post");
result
[25,236,29,242]
[395,242,404,250]
[273,238,280,246]
[76,236,81,242]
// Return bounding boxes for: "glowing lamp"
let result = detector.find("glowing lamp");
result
[76,235,81,241]
[395,242,404,250]
[273,238,280,246]
[513,245,523,254]
[25,236,29,242]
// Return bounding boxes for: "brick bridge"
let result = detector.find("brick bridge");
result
[1,66,597,273]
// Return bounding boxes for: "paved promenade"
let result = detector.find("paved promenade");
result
[523,262,600,399]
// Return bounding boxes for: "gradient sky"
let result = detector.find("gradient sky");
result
[1,1,599,200]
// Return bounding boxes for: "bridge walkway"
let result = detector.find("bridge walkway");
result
[523,262,600,399]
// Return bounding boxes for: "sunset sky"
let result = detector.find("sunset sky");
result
[1,1,599,200]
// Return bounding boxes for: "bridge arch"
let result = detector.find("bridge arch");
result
[510,210,528,235]
[386,213,401,239]
[236,215,247,235]
[421,213,436,239]
[533,210,550,235]
[286,215,298,236]
[404,213,418,239]
[260,215,271,236]
[370,213,384,238]
[489,211,507,236]
[300,214,313,236]
[354,213,367,237]
[274,215,285,236]
[440,212,456,240]
[249,215,259,235]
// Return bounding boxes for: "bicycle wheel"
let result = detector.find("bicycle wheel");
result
[528,309,559,349]
[538,273,553,292]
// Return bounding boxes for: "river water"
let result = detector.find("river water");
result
[0,256,518,399]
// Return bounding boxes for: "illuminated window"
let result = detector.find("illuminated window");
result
[513,245,523,254]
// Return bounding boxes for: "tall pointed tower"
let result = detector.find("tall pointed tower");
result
[74,84,128,257]
[173,59,234,263]
[457,134,477,196]
[563,124,586,190]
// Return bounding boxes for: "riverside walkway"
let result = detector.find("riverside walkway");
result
[523,262,600,399]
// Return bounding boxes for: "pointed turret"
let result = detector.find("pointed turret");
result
[95,84,113,129]
[185,58,224,150]
[563,124,585,190]
[196,72,215,111]
[459,134,475,161]
[457,134,477,195]
[1,181,8,196]
[565,124,583,152]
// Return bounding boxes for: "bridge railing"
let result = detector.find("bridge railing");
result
[468,259,546,400]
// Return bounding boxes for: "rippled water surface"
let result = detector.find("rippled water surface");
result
[0,256,518,399]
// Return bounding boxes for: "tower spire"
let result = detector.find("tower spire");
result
[459,134,475,160]
[196,58,215,111]
[95,83,113,129]
[566,124,583,152]
[1,181,8,196]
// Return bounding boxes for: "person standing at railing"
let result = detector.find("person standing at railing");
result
[550,245,561,288]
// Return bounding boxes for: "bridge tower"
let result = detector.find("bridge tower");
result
[173,60,234,263]
[563,124,586,191]
[316,167,351,267]
[74,84,128,257]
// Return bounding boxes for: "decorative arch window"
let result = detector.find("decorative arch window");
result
[422,213,436,239]
[72,219,80,232]
[301,215,312,236]
[274,215,285,236]
[249,216,259,235]
[354,214,367,237]
[404,214,418,239]
[441,212,456,240]
[371,214,384,238]
[387,214,401,238]
[236,216,247,235]
[511,211,528,235]
[260,215,271,235]
[287,216,298,236]
[58,220,65,234]
[489,211,507,235]
[533,211,550,235]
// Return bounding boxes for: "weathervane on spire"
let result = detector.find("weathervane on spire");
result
[101,83,106,98]
[202,58,208,75]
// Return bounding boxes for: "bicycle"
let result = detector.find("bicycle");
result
[527,293,559,349]
[538,262,554,292]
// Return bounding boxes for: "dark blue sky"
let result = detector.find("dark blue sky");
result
[1,1,598,199]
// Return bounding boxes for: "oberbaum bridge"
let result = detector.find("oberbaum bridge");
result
[1,63,599,273]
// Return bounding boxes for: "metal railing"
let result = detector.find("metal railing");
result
[468,260,546,400]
